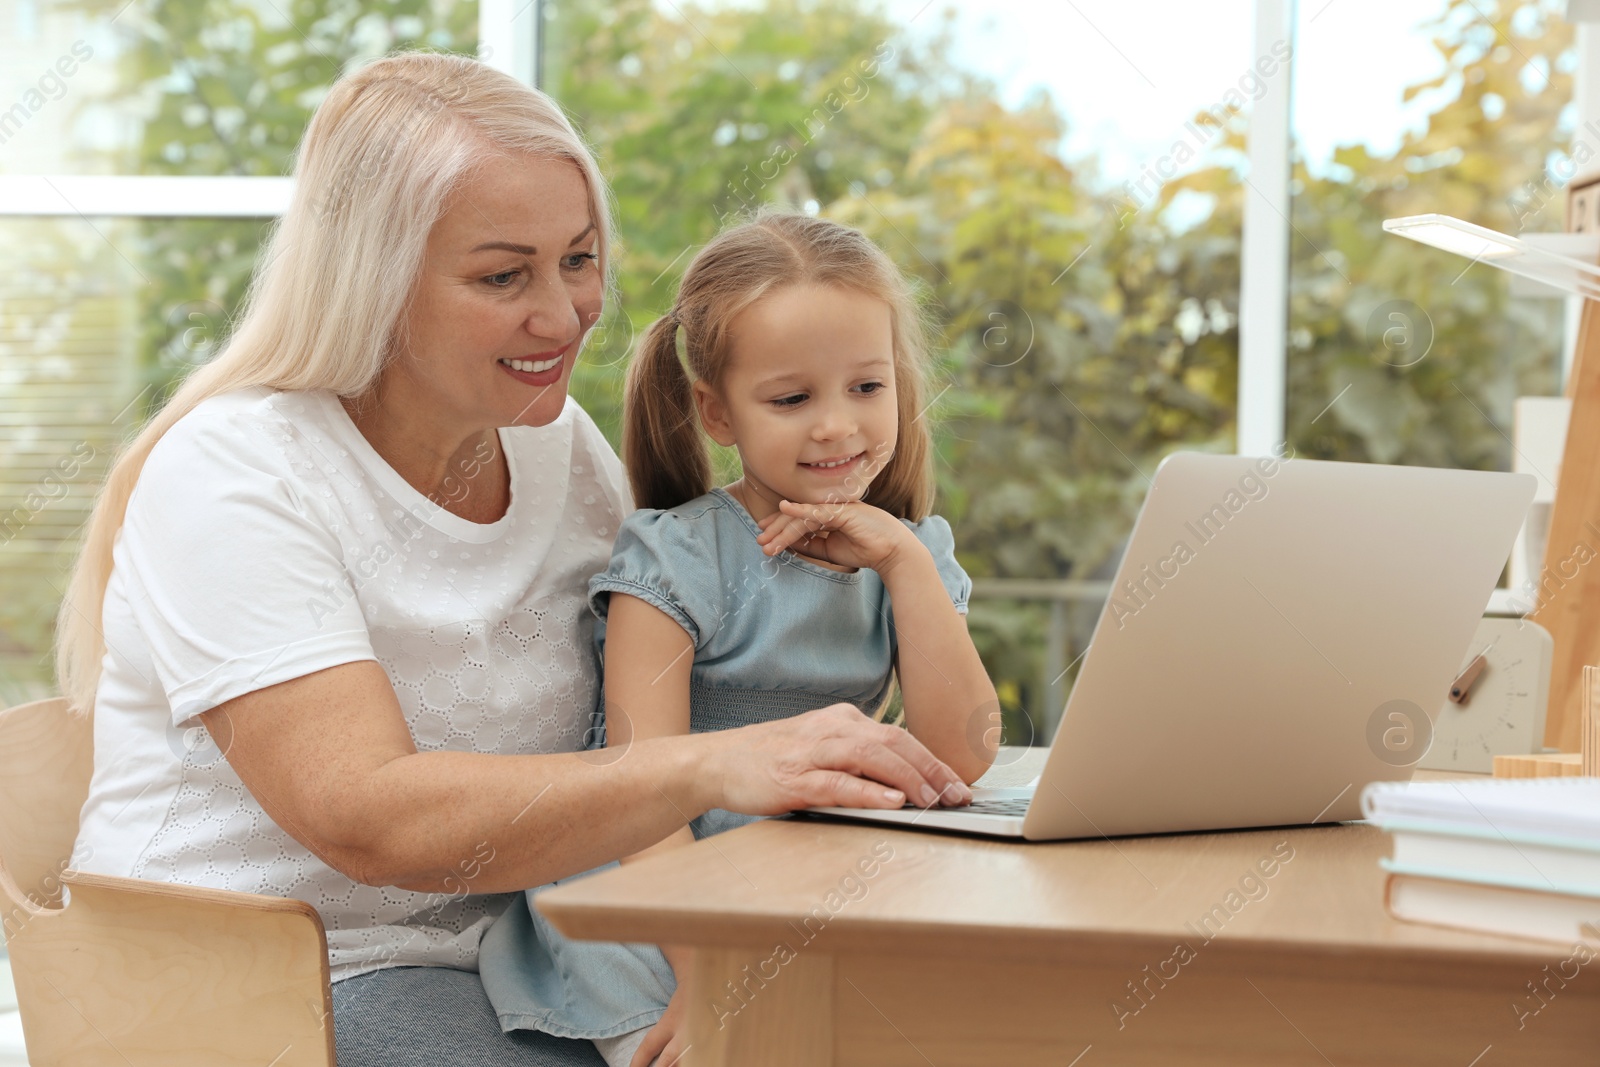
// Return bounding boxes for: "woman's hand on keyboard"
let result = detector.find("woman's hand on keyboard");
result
[708,703,973,816]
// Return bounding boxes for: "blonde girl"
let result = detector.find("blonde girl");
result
[479,213,998,1067]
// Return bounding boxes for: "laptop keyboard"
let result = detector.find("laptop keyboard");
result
[947,797,1031,816]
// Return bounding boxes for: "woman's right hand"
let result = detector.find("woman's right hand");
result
[708,703,973,815]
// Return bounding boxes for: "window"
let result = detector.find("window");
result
[1,0,1580,732]
[1285,0,1569,469]
[545,0,1255,738]
[0,0,480,700]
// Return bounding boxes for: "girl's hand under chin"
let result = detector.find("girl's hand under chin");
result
[755,498,920,575]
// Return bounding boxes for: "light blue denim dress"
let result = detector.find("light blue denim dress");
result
[478,487,971,1042]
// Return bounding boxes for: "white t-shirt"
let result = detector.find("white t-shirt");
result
[72,386,631,982]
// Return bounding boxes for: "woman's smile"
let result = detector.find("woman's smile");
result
[497,339,574,387]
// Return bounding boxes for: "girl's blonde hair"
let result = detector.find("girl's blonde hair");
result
[55,51,615,716]
[625,213,934,519]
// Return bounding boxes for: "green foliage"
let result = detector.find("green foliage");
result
[838,97,1240,581]
[544,0,965,445]
[24,0,1574,726]
[66,0,479,416]
[1280,0,1570,465]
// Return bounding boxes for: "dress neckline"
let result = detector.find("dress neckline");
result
[709,486,864,582]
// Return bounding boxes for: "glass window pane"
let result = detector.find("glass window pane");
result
[545,0,1249,736]
[0,216,266,699]
[0,0,478,177]
[1286,0,1569,469]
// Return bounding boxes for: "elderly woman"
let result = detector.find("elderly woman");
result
[62,52,969,1067]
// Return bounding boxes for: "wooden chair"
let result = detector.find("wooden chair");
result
[0,697,334,1066]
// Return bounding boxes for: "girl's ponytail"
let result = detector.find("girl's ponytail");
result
[623,313,711,510]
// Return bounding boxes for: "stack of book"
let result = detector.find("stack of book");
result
[1361,778,1600,946]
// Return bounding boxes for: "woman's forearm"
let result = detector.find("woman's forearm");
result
[360,738,715,893]
[205,663,721,896]
[208,660,969,900]
[882,549,1000,784]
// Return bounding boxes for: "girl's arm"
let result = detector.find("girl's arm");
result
[879,544,999,785]
[603,591,700,864]
[602,592,710,1066]
[756,500,998,787]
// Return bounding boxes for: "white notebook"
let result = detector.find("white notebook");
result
[1386,873,1600,948]
[1362,778,1600,846]
[1363,778,1600,897]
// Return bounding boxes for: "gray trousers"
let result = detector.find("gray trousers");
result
[332,965,607,1066]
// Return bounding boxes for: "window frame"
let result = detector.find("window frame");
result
[0,2,536,215]
[1237,0,1292,456]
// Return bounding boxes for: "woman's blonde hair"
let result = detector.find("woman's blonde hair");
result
[55,51,615,716]
[625,212,934,519]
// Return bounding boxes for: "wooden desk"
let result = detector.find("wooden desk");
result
[539,759,1600,1066]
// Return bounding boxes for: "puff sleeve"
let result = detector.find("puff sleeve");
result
[902,513,972,615]
[587,507,728,648]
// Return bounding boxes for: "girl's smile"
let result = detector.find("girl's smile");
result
[799,450,867,474]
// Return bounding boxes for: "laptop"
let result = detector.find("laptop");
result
[808,451,1536,840]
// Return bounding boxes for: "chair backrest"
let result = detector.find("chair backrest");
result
[0,697,92,922]
[0,697,337,1066]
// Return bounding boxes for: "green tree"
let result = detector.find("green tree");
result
[545,0,966,448]
[17,0,1574,728]
[1283,0,1571,466]
[68,0,479,415]
[842,98,1239,582]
